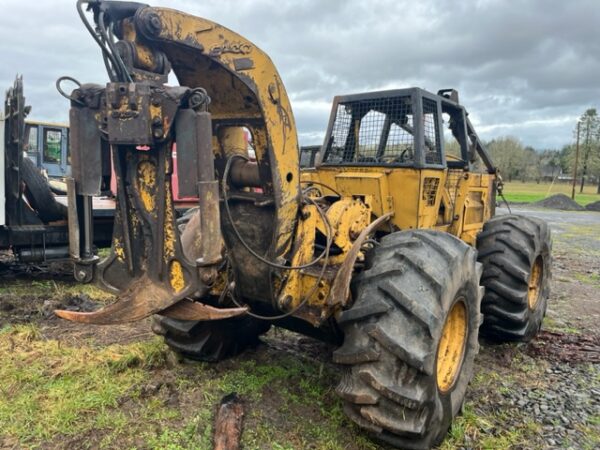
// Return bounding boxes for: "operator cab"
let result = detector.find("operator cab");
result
[318,88,482,172]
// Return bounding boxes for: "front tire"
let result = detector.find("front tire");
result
[152,316,271,362]
[476,214,552,342]
[334,230,483,449]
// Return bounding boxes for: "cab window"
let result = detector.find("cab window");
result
[43,128,62,163]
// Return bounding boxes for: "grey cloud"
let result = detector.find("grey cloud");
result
[1,0,596,149]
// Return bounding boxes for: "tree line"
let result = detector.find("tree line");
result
[464,109,600,193]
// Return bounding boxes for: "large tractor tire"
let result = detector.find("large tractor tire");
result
[20,156,67,222]
[333,230,483,449]
[152,316,271,362]
[152,207,271,361]
[476,214,552,342]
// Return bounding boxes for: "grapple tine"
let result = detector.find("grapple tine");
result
[54,275,183,325]
[158,299,248,321]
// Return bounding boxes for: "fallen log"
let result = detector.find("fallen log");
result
[213,393,244,450]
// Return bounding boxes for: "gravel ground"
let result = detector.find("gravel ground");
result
[508,364,598,448]
[463,205,600,450]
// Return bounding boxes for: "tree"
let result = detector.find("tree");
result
[559,144,573,175]
[523,146,541,182]
[487,136,534,182]
[574,109,600,193]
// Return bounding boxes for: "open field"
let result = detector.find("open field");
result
[0,207,599,450]
[502,181,600,206]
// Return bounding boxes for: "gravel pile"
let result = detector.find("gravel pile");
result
[531,194,585,211]
[500,363,599,448]
[585,200,600,212]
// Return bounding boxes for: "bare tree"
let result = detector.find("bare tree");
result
[575,109,600,193]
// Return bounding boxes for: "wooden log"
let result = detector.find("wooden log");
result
[213,393,244,450]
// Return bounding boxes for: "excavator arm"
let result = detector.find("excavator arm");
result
[57,1,301,323]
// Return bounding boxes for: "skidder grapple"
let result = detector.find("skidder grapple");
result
[57,1,552,448]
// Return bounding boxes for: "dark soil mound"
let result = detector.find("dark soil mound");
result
[0,294,98,328]
[525,330,600,363]
[585,200,600,212]
[531,194,585,211]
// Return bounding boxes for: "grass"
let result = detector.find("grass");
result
[0,316,594,450]
[0,278,113,301]
[543,316,581,334]
[502,181,600,206]
[0,317,372,450]
[0,259,597,450]
[574,272,600,286]
[440,403,540,450]
[0,324,164,445]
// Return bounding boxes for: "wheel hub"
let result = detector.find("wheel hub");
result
[528,256,544,309]
[436,299,467,393]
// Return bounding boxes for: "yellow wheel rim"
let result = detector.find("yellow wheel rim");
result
[436,299,467,393]
[528,256,544,309]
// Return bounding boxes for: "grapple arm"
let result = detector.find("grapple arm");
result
[57,1,302,324]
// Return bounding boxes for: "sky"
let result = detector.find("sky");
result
[1,0,598,150]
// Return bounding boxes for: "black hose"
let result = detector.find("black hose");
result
[220,154,336,320]
[222,154,333,271]
[77,1,118,81]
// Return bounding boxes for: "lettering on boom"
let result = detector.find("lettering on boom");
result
[209,40,253,57]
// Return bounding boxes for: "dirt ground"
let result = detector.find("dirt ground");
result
[0,206,598,450]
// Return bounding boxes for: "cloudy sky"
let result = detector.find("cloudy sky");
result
[1,0,598,150]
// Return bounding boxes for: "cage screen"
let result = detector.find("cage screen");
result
[423,98,442,165]
[323,96,415,165]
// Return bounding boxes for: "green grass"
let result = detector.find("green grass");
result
[0,279,113,301]
[0,321,372,450]
[502,181,600,206]
[0,324,164,444]
[440,403,538,450]
[543,316,581,334]
[574,272,600,286]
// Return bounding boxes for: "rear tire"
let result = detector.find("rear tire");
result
[334,230,483,449]
[152,315,271,362]
[476,214,552,342]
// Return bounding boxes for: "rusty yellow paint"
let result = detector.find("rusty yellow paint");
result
[169,260,185,293]
[436,299,467,393]
[303,165,495,246]
[149,104,162,124]
[277,198,371,323]
[130,212,140,236]
[137,160,157,214]
[163,180,177,261]
[528,256,544,309]
[218,126,248,156]
[319,198,370,265]
[112,7,502,330]
[113,237,125,261]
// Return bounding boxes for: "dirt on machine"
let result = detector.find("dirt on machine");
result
[53,1,553,448]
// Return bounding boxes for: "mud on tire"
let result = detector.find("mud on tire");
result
[476,214,552,342]
[334,230,483,449]
[152,315,271,362]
